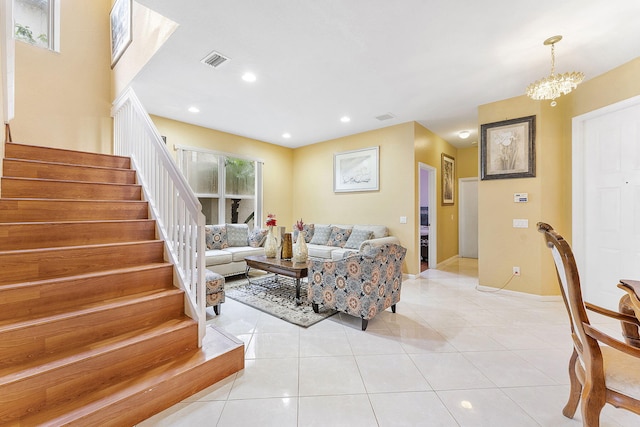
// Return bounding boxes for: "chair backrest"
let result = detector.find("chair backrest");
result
[537,222,601,366]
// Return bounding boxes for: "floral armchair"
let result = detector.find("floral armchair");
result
[307,243,407,330]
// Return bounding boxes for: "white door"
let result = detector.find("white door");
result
[459,178,478,258]
[573,96,640,309]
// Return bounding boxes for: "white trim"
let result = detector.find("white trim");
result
[1,0,15,122]
[174,143,264,164]
[418,162,437,272]
[476,285,562,302]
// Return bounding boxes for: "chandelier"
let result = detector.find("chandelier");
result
[525,35,584,107]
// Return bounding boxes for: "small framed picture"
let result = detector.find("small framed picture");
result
[110,0,132,68]
[480,115,536,180]
[334,146,379,192]
[441,153,455,205]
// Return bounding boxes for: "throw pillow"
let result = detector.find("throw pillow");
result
[205,225,228,249]
[326,226,352,248]
[293,223,315,243]
[226,223,249,247]
[344,229,373,249]
[248,228,268,248]
[310,225,332,245]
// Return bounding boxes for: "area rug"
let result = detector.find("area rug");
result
[225,274,337,327]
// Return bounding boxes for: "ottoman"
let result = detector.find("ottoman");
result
[205,269,225,315]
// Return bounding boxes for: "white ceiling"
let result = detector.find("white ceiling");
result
[132,0,640,149]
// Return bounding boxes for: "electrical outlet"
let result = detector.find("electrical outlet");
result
[513,266,520,276]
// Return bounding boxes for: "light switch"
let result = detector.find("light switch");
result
[513,219,529,228]
[400,216,407,224]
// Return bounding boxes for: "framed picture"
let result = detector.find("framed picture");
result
[480,115,536,180]
[334,146,379,192]
[110,0,132,68]
[441,153,455,205]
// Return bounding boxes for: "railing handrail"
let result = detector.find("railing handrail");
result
[111,87,206,345]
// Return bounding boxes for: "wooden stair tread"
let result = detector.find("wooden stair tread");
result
[0,317,196,382]
[5,142,130,169]
[0,239,163,255]
[4,157,135,172]
[16,327,244,427]
[0,262,171,288]
[1,178,143,201]
[0,218,154,226]
[1,176,141,188]
[0,288,184,331]
[0,240,165,285]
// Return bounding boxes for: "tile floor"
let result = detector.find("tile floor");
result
[139,258,640,426]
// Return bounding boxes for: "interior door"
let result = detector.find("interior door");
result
[459,178,478,258]
[574,96,640,309]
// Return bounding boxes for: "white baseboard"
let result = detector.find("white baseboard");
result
[475,285,562,301]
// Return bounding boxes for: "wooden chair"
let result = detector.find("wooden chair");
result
[537,222,640,426]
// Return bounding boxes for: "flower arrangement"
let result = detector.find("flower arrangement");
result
[294,218,305,231]
[265,213,277,227]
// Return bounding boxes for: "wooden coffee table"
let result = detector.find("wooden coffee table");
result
[244,255,309,304]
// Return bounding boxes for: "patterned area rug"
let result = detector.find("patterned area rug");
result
[225,274,337,327]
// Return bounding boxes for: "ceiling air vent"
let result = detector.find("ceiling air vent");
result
[375,113,396,121]
[201,50,230,68]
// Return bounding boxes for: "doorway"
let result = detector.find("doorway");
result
[459,178,478,258]
[573,95,640,309]
[419,163,437,273]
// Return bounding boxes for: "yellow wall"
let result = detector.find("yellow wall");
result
[293,122,418,273]
[457,146,478,178]
[11,0,112,153]
[477,56,640,296]
[150,115,294,229]
[414,122,459,265]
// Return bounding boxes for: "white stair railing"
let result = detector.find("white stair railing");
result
[111,87,206,345]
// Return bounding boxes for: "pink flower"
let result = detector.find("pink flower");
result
[295,218,304,231]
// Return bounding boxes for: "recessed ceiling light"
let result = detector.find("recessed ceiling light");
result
[282,133,291,139]
[458,130,470,139]
[188,106,200,113]
[340,116,351,123]
[242,72,257,82]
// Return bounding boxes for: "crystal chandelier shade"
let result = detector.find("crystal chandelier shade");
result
[525,35,584,106]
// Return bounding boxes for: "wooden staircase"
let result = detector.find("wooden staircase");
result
[0,143,244,426]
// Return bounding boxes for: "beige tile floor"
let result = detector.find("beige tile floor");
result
[139,258,640,426]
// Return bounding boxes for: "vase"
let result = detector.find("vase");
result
[264,226,278,258]
[282,233,293,259]
[293,230,308,263]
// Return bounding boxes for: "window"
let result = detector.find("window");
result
[177,147,263,227]
[14,0,59,51]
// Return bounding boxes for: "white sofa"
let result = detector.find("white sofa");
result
[299,223,400,260]
[204,223,266,277]
[204,222,400,276]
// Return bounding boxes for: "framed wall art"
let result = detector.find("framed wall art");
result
[480,115,536,180]
[441,153,455,205]
[333,146,379,192]
[110,0,132,68]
